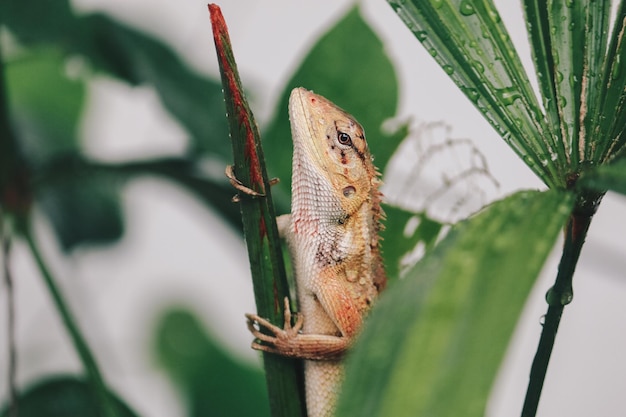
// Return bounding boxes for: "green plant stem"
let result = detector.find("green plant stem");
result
[521,190,604,417]
[24,223,117,417]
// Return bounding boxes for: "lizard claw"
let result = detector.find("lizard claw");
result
[245,297,303,354]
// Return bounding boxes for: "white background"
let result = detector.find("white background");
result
[1,1,625,416]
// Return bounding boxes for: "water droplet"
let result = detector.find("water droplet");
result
[488,8,501,23]
[395,8,418,33]
[496,87,521,105]
[523,155,537,169]
[429,48,437,57]
[462,87,480,103]
[432,0,443,9]
[459,0,476,16]
[416,31,428,42]
[443,65,454,75]
[555,71,564,83]
[611,54,622,81]
[472,60,485,74]
[559,95,568,106]
[546,287,573,306]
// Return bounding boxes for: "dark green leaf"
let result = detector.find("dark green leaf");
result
[35,175,123,251]
[80,14,230,157]
[264,6,400,203]
[0,377,138,417]
[0,0,78,46]
[580,156,626,196]
[336,190,573,417]
[35,155,243,232]
[154,308,270,417]
[381,204,444,281]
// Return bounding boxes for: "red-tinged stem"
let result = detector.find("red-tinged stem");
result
[208,5,306,417]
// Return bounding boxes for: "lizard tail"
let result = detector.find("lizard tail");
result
[305,360,343,417]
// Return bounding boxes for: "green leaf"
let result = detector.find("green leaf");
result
[36,175,124,250]
[580,156,626,196]
[593,2,626,163]
[154,308,270,417]
[264,6,400,204]
[0,377,138,417]
[387,1,559,187]
[0,0,78,46]
[336,189,573,417]
[79,14,230,157]
[523,0,610,170]
[381,204,444,281]
[5,48,84,165]
[35,155,244,231]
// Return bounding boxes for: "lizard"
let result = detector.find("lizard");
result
[245,87,387,417]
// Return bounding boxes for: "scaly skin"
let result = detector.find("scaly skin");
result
[247,88,386,417]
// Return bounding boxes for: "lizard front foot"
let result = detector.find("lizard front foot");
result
[246,297,304,357]
[246,298,348,360]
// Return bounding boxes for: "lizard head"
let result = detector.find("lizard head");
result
[288,88,379,217]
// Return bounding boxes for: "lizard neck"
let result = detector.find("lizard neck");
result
[290,146,346,235]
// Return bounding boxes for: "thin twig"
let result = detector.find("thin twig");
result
[24,223,118,417]
[521,190,603,417]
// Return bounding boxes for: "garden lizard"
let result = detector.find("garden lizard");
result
[246,88,386,417]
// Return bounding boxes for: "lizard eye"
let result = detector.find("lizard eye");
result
[337,132,352,146]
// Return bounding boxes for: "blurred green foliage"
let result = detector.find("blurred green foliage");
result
[0,377,139,417]
[154,309,271,417]
[2,1,625,417]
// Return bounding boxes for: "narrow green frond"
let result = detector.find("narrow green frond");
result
[594,1,626,163]
[387,0,560,187]
[581,1,611,163]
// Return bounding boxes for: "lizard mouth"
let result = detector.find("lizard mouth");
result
[288,87,330,173]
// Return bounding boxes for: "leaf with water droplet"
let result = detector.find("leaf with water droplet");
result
[459,0,476,16]
[496,87,521,106]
